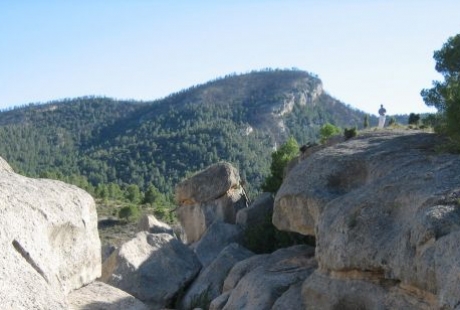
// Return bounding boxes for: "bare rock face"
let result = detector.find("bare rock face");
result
[274,130,460,308]
[100,231,201,309]
[175,161,241,206]
[193,222,244,268]
[180,243,254,310]
[236,192,274,227]
[137,213,175,236]
[175,162,247,244]
[0,157,101,309]
[302,271,436,310]
[0,156,13,172]
[212,245,316,310]
[68,281,149,310]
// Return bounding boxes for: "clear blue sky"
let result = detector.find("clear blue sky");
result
[1,0,458,115]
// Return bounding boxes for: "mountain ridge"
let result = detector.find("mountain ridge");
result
[0,69,375,196]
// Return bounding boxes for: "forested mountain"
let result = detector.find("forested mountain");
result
[0,69,376,199]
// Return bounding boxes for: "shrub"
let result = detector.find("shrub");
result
[421,33,460,150]
[118,205,140,221]
[363,114,369,129]
[319,123,341,143]
[388,116,397,126]
[262,137,299,193]
[408,113,421,125]
[344,127,357,140]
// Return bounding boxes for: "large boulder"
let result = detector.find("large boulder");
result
[193,222,244,268]
[302,271,435,310]
[271,281,305,310]
[0,160,101,309]
[68,281,149,310]
[236,192,274,227]
[180,243,254,310]
[274,130,460,308]
[175,162,247,244]
[175,161,241,205]
[212,245,316,310]
[101,231,202,309]
[137,213,175,236]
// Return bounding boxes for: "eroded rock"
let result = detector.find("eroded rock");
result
[214,245,316,310]
[175,162,247,244]
[101,232,201,309]
[0,158,101,309]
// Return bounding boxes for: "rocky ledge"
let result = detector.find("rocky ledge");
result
[275,129,460,309]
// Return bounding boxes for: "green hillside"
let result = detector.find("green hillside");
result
[0,69,374,200]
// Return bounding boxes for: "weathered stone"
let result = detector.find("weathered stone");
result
[175,162,241,206]
[236,192,273,227]
[271,281,304,310]
[275,130,460,308]
[0,156,13,172]
[100,232,201,309]
[137,213,174,236]
[180,243,254,310]
[217,245,316,310]
[222,253,270,292]
[175,162,247,244]
[209,291,231,310]
[193,222,244,268]
[302,271,436,310]
[68,281,149,310]
[0,164,101,309]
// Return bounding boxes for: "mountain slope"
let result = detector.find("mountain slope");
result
[0,69,373,197]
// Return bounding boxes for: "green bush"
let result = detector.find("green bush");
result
[118,205,140,221]
[421,33,460,150]
[363,114,369,129]
[262,137,299,193]
[319,123,341,143]
[408,113,421,125]
[344,127,357,140]
[388,116,397,126]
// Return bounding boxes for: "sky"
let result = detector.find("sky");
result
[1,1,459,115]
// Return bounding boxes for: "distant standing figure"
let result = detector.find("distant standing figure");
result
[378,104,387,128]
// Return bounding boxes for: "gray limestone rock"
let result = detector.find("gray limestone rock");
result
[275,130,460,308]
[216,245,316,310]
[193,222,244,268]
[180,243,254,310]
[175,162,241,206]
[236,192,274,227]
[101,232,201,309]
[0,162,101,309]
[137,213,175,236]
[175,162,247,244]
[68,281,149,310]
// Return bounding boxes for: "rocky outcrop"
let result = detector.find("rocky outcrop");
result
[137,213,175,236]
[68,281,149,310]
[0,156,101,309]
[236,192,274,227]
[193,222,244,268]
[100,231,202,309]
[211,245,316,310]
[274,129,460,309]
[0,156,13,172]
[180,243,254,310]
[175,162,247,244]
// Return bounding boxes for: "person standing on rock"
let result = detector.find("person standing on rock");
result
[378,104,387,128]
